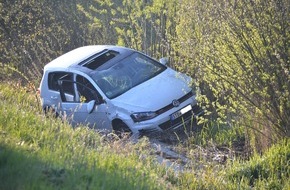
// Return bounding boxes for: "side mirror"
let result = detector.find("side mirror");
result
[159,57,169,65]
[87,100,96,114]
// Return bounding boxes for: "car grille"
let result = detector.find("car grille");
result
[159,104,203,131]
[156,91,194,115]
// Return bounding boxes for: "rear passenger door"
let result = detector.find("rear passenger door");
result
[58,73,111,130]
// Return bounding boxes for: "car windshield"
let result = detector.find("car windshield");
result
[91,52,166,99]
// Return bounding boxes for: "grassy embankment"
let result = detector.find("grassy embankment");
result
[0,83,289,189]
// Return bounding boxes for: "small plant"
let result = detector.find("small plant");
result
[228,139,290,188]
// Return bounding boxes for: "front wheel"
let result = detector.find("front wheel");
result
[112,120,132,138]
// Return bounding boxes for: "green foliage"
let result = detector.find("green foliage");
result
[187,122,244,148]
[228,139,290,189]
[77,0,178,58]
[0,77,289,189]
[1,0,290,188]
[173,0,290,142]
[0,0,96,85]
[2,1,289,143]
[172,138,290,190]
[0,83,171,189]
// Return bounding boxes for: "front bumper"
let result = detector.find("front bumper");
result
[128,99,204,135]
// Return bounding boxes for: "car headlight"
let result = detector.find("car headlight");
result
[131,112,157,122]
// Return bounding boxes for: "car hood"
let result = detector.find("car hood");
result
[111,68,193,112]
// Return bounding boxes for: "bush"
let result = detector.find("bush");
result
[173,0,290,147]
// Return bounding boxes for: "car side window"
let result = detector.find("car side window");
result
[48,72,74,94]
[48,72,75,102]
[58,73,74,95]
[76,75,102,103]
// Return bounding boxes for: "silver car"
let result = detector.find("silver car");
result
[39,45,203,135]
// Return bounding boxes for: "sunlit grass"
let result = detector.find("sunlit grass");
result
[0,82,289,189]
[0,83,170,189]
[174,138,290,190]
[186,121,244,147]
[227,139,290,189]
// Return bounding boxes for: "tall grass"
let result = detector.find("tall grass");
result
[186,121,244,148]
[0,83,171,189]
[174,138,290,190]
[228,139,290,189]
[0,83,289,189]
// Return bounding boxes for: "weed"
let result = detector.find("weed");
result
[228,139,290,188]
[0,83,170,189]
[1,83,289,189]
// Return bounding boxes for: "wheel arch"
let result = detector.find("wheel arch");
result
[112,118,132,133]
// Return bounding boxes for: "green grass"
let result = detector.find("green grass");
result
[186,121,245,147]
[174,138,290,190]
[228,139,290,189]
[0,83,289,189]
[0,83,170,189]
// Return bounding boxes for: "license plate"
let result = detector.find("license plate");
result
[170,105,192,121]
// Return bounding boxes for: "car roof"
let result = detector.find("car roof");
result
[44,45,133,71]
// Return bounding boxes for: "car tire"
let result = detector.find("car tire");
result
[112,120,132,137]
